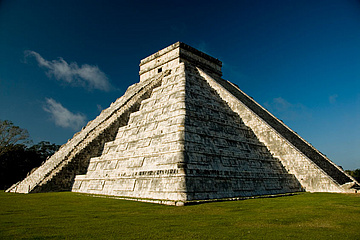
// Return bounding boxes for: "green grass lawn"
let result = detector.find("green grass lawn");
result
[0,191,359,239]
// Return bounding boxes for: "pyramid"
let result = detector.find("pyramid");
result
[7,42,359,205]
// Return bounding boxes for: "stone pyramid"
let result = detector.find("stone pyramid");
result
[7,42,359,205]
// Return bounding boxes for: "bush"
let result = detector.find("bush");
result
[0,141,59,189]
[346,169,360,182]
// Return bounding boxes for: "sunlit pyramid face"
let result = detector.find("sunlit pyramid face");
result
[8,42,359,205]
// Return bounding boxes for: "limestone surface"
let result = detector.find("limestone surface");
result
[7,42,359,204]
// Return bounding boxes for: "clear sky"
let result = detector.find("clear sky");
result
[0,0,359,170]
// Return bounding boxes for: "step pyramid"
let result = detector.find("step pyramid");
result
[7,42,359,204]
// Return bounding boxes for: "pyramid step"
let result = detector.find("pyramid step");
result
[7,70,170,193]
[9,42,358,202]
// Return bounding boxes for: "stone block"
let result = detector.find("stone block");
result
[8,42,358,204]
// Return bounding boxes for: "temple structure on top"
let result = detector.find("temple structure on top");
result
[7,42,359,205]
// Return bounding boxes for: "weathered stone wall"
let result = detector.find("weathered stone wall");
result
[139,42,222,82]
[197,67,358,192]
[183,64,302,200]
[8,41,357,203]
[6,70,170,193]
[72,62,303,203]
[73,63,188,201]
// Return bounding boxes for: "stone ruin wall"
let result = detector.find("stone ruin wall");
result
[7,70,169,193]
[197,67,357,192]
[182,64,302,200]
[7,41,358,201]
[73,61,303,202]
[73,63,188,201]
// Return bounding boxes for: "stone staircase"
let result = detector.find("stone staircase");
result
[6,70,170,193]
[197,67,359,192]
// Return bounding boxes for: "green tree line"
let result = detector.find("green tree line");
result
[0,120,60,189]
[345,169,360,182]
[0,119,359,190]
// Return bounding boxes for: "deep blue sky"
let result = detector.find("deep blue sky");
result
[0,0,359,169]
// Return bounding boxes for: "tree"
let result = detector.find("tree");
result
[28,141,60,158]
[346,169,360,182]
[0,120,30,155]
[0,120,60,189]
[0,144,39,189]
[0,141,60,189]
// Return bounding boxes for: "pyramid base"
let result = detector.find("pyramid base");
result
[74,191,302,206]
[72,172,304,204]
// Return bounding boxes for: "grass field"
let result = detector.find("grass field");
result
[0,191,359,239]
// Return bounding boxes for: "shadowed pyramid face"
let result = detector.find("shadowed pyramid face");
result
[8,42,358,203]
[71,55,302,202]
[182,64,303,201]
